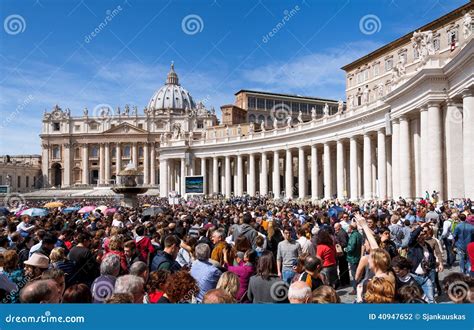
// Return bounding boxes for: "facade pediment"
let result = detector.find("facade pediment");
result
[103,123,148,134]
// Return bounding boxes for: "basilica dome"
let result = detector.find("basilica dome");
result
[147,62,196,111]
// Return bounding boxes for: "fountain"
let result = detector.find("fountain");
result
[112,162,148,208]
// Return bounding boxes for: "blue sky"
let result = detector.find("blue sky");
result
[0,0,467,155]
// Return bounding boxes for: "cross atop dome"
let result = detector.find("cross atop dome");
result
[166,61,179,85]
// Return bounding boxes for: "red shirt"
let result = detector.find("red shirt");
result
[317,244,336,267]
[148,291,164,303]
[467,242,474,272]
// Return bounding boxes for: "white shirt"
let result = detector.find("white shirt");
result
[17,222,34,233]
[29,240,42,258]
[441,219,454,240]
[111,219,124,228]
[297,236,315,256]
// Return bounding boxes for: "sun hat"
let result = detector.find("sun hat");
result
[24,253,50,269]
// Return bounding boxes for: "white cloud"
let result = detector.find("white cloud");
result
[240,40,382,99]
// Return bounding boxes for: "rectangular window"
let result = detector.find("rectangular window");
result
[385,58,393,71]
[138,124,143,129]
[364,69,369,81]
[52,146,60,159]
[433,38,440,51]
[197,121,204,129]
[17,176,21,188]
[123,146,131,158]
[53,122,60,131]
[74,125,80,131]
[266,99,274,110]
[373,64,379,77]
[248,97,256,109]
[300,103,308,113]
[26,176,29,187]
[257,98,265,110]
[292,102,299,113]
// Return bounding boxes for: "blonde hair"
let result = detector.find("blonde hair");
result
[216,271,240,299]
[50,247,66,263]
[108,235,124,251]
[364,277,395,303]
[312,285,340,303]
[370,248,391,273]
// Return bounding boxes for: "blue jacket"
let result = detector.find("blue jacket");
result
[453,222,474,251]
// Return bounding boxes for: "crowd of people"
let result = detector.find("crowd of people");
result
[0,195,473,304]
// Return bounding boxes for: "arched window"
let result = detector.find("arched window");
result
[52,146,60,159]
[248,114,256,123]
[258,115,265,123]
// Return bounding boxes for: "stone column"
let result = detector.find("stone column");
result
[201,157,207,195]
[273,151,280,198]
[350,137,358,200]
[104,143,110,185]
[150,143,156,186]
[311,145,319,200]
[225,155,231,198]
[399,116,411,198]
[386,136,392,199]
[41,144,50,187]
[427,102,443,199]
[180,158,186,196]
[336,140,344,199]
[132,143,138,166]
[411,117,421,198]
[159,159,168,197]
[363,134,373,199]
[143,143,149,185]
[99,143,105,185]
[115,143,121,184]
[298,147,307,199]
[63,144,71,187]
[323,142,332,199]
[285,148,293,198]
[391,119,400,199]
[237,154,243,196]
[249,154,256,196]
[213,157,219,194]
[463,89,474,199]
[445,100,464,199]
[377,129,387,200]
[260,152,268,195]
[419,107,428,196]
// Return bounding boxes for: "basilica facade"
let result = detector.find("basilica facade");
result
[40,2,474,201]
